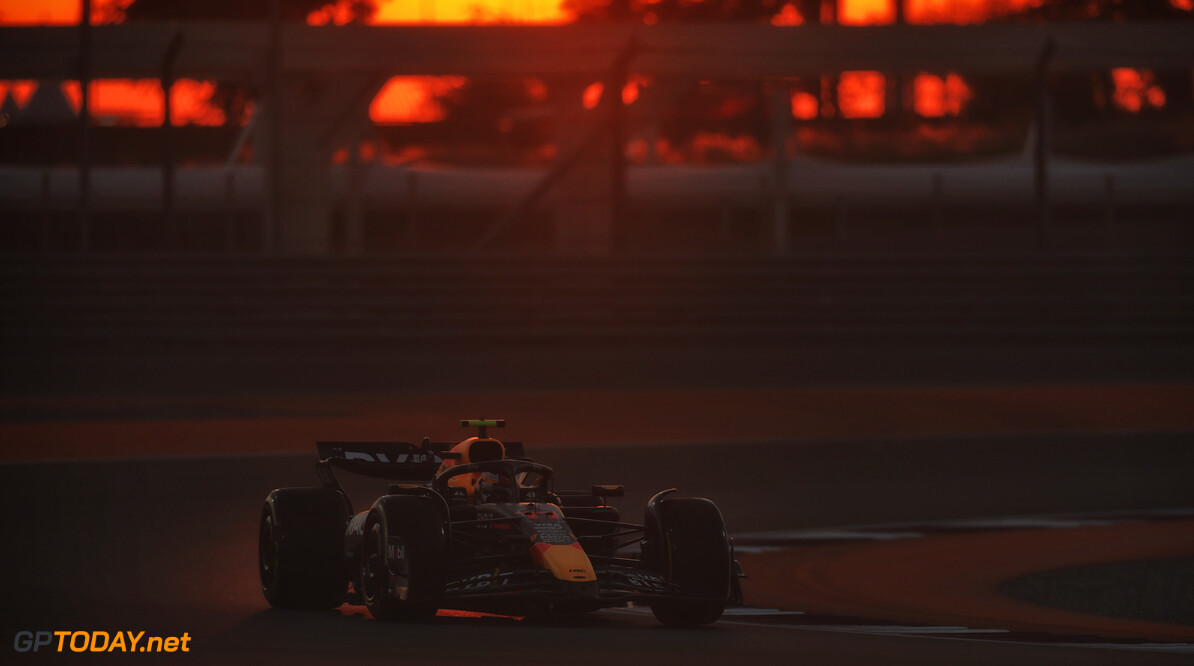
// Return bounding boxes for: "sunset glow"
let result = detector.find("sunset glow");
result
[838,72,886,118]
[623,75,649,105]
[839,0,894,25]
[370,76,467,124]
[2,78,226,126]
[0,0,1180,138]
[582,82,604,110]
[913,73,973,117]
[61,79,227,125]
[791,91,819,120]
[1111,68,1167,113]
[372,0,569,24]
[0,80,36,107]
[904,0,1042,24]
[771,3,804,26]
[0,0,80,25]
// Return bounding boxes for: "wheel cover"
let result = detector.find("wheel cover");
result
[361,525,388,606]
[259,514,279,593]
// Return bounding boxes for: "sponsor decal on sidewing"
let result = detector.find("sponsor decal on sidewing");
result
[344,451,441,464]
[444,571,516,593]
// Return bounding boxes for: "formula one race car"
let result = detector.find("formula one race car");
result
[258,420,744,626]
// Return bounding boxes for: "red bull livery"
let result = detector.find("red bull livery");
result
[258,419,744,626]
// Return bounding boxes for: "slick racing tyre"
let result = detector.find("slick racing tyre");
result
[644,496,731,627]
[360,495,447,621]
[259,488,350,609]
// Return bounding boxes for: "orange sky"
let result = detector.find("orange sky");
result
[0,1,985,25]
[0,0,1178,127]
[0,0,81,24]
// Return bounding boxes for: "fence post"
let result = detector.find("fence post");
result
[1103,173,1116,243]
[223,109,258,253]
[406,171,419,249]
[77,0,92,252]
[770,83,791,255]
[161,32,184,252]
[835,196,849,241]
[344,125,365,256]
[225,168,236,251]
[932,172,944,236]
[263,0,282,256]
[1033,39,1056,250]
[40,170,52,251]
[607,40,633,252]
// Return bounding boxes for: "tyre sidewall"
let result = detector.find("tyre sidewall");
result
[362,495,447,621]
[259,487,350,609]
[645,497,731,626]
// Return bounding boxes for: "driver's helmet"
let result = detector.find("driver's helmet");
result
[475,470,516,504]
[439,437,505,504]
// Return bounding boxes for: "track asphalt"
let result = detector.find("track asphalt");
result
[3,379,1192,663]
[2,426,1191,664]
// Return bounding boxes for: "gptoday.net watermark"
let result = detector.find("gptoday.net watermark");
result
[13,631,191,654]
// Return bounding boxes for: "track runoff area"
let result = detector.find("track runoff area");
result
[722,508,1194,655]
[3,426,1193,664]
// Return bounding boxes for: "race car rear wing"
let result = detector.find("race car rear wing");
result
[315,440,530,485]
[317,441,449,481]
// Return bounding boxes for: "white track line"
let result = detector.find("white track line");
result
[928,518,1115,529]
[728,512,1194,654]
[737,530,925,542]
[720,608,806,616]
[714,617,1194,654]
[1058,643,1194,654]
[807,625,1010,634]
[611,606,804,617]
[732,507,1194,545]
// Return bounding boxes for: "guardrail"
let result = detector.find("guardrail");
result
[2,253,1190,348]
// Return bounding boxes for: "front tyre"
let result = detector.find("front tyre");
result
[259,488,349,609]
[644,496,731,627]
[360,495,447,621]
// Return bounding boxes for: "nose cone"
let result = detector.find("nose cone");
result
[531,542,597,583]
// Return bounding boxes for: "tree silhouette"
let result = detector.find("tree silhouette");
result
[564,0,836,23]
[1001,0,1193,22]
[998,0,1194,119]
[112,0,378,125]
[112,0,376,23]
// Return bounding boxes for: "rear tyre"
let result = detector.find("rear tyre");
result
[644,497,730,627]
[361,496,447,621]
[259,488,349,609]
